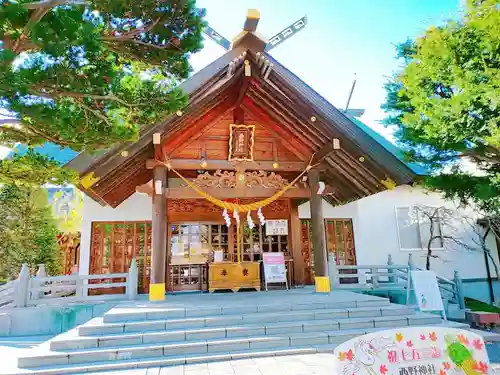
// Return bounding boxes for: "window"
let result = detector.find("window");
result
[395,206,444,251]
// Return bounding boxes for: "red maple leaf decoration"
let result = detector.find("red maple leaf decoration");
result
[472,339,483,351]
[429,332,438,341]
[406,340,413,348]
[479,361,488,374]
[420,334,426,341]
[380,365,388,375]
[346,349,354,361]
[439,370,446,375]
[472,361,480,371]
[443,362,451,370]
[457,334,469,345]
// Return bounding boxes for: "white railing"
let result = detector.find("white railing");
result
[0,280,17,308]
[3,259,138,308]
[329,253,465,309]
[329,256,412,304]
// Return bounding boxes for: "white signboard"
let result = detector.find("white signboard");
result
[263,252,287,287]
[213,250,223,263]
[265,219,288,236]
[411,270,445,315]
[333,327,489,375]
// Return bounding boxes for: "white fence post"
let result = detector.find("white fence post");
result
[328,254,338,289]
[15,264,30,307]
[73,266,83,298]
[453,270,466,310]
[33,264,47,300]
[371,267,379,288]
[387,254,395,283]
[127,258,138,300]
[408,253,416,270]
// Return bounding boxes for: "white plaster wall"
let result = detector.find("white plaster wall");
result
[79,193,152,275]
[80,186,499,283]
[299,185,500,281]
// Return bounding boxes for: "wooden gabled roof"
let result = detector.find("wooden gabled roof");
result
[67,32,421,208]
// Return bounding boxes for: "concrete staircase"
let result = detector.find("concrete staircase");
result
[12,290,468,375]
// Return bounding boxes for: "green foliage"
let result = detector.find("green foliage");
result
[465,297,500,313]
[0,148,78,185]
[0,0,205,184]
[382,0,500,213]
[0,184,61,278]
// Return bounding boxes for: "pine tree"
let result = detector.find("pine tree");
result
[0,184,61,278]
[0,0,206,185]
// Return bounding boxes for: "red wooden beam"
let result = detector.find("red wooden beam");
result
[163,93,236,155]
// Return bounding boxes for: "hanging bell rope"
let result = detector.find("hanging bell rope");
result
[156,151,323,213]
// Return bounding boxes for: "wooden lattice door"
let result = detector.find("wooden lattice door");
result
[325,219,357,283]
[90,221,152,294]
[325,219,356,265]
[300,220,314,285]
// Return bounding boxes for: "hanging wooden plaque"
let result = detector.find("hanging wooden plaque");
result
[228,124,255,161]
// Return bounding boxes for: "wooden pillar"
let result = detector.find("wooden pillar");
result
[308,168,330,293]
[290,200,305,285]
[150,133,167,301]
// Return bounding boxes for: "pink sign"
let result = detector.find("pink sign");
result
[263,253,285,265]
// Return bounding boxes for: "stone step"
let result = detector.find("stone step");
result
[13,320,469,375]
[19,313,440,369]
[53,306,417,351]
[80,304,411,336]
[102,297,391,323]
[10,346,320,375]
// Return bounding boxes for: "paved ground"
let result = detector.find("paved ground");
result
[1,342,499,375]
[86,354,370,375]
[86,352,500,375]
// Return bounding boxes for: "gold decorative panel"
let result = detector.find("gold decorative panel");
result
[229,124,255,161]
[209,262,261,292]
[182,170,294,189]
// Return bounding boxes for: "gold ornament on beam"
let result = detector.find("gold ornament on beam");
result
[80,172,100,189]
[380,176,396,190]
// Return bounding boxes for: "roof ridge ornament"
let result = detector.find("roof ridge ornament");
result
[203,10,308,53]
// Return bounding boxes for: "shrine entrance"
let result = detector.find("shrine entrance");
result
[166,199,295,293]
[72,10,418,302]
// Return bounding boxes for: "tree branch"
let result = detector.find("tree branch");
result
[0,125,33,143]
[30,88,134,107]
[73,98,112,128]
[12,6,52,53]
[22,0,85,10]
[101,16,163,41]
[23,124,75,146]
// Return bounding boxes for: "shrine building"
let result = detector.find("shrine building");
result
[68,10,422,301]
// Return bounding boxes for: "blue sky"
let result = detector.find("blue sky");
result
[1,1,461,159]
[189,0,461,141]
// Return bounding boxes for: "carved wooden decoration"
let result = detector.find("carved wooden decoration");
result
[229,124,255,161]
[168,198,290,217]
[167,199,220,214]
[183,170,294,189]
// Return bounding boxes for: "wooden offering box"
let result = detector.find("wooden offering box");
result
[209,262,261,293]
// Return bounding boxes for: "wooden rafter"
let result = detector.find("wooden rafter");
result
[242,97,311,161]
